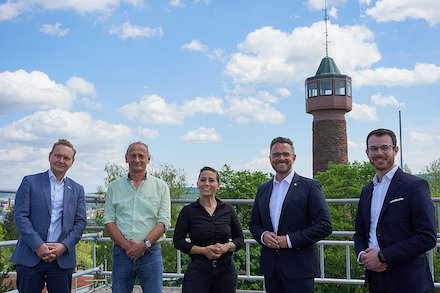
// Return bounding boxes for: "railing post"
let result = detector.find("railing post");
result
[320,243,325,278]
[246,242,250,276]
[346,245,351,280]
[177,250,182,275]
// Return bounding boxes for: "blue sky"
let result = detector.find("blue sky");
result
[1,0,439,192]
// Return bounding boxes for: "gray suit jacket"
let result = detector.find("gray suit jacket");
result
[10,171,87,268]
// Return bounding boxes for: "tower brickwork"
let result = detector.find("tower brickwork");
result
[305,57,352,176]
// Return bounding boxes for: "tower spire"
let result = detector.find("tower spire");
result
[323,0,329,57]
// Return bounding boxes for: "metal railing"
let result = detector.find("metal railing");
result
[1,192,440,291]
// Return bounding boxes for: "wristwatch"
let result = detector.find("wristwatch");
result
[144,240,152,249]
[378,250,386,263]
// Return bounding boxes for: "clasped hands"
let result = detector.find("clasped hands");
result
[124,239,150,260]
[36,243,67,262]
[360,248,388,272]
[203,243,230,260]
[263,232,288,249]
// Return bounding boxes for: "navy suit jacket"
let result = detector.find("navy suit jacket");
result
[10,171,87,269]
[354,168,436,292]
[249,172,332,279]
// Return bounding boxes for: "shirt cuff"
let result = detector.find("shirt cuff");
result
[357,251,366,265]
[261,231,269,245]
[286,234,292,248]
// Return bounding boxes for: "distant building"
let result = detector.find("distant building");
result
[305,56,352,176]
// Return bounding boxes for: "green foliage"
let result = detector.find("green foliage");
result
[1,205,18,241]
[314,162,375,292]
[75,241,93,270]
[315,162,375,232]
[96,163,128,194]
[216,164,272,230]
[421,158,440,197]
[0,259,13,293]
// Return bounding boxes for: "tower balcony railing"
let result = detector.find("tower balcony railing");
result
[1,194,440,292]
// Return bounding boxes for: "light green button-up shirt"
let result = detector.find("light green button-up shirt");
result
[103,174,171,242]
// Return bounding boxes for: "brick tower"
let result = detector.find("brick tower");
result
[305,56,352,176]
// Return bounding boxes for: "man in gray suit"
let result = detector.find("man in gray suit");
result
[10,139,87,293]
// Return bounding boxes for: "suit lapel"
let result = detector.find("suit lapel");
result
[63,178,74,230]
[41,171,52,213]
[278,173,300,231]
[364,183,374,232]
[378,168,402,221]
[264,179,275,230]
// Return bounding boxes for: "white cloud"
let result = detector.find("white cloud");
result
[353,63,440,88]
[226,96,285,124]
[137,127,159,138]
[408,131,434,146]
[274,88,291,97]
[365,0,440,26]
[0,70,77,114]
[347,102,377,121]
[207,48,224,60]
[371,93,405,107]
[0,109,132,147]
[182,39,208,52]
[39,23,69,36]
[66,76,96,97]
[182,96,224,114]
[179,127,221,143]
[120,94,184,124]
[0,0,143,20]
[170,0,184,7]
[307,0,348,10]
[0,1,26,21]
[328,7,338,18]
[0,109,137,191]
[120,92,284,125]
[225,22,380,85]
[109,21,163,40]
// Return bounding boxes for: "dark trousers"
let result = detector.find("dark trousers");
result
[264,255,314,293]
[368,271,393,293]
[16,260,73,293]
[182,258,238,293]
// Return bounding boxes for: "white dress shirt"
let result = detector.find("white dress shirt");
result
[368,165,398,250]
[261,170,294,248]
[47,169,65,243]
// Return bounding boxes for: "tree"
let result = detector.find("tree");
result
[1,206,18,241]
[421,158,440,197]
[314,162,375,293]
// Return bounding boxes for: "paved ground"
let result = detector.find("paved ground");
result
[88,285,265,292]
[88,285,181,292]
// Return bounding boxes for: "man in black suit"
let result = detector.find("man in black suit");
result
[250,136,332,293]
[354,128,436,292]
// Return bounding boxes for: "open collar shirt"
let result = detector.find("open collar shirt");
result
[103,173,171,242]
[47,169,65,242]
[368,165,398,250]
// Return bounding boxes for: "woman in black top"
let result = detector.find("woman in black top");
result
[173,166,244,293]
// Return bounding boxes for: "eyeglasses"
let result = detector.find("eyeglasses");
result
[270,152,294,158]
[367,145,395,153]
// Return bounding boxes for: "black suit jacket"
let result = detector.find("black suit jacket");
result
[354,168,436,292]
[249,172,332,279]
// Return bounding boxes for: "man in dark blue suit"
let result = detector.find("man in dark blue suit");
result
[250,137,332,293]
[10,139,87,293]
[354,128,436,293]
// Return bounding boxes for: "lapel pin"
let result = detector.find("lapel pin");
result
[67,186,72,189]
[294,183,297,186]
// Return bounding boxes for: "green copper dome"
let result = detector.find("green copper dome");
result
[315,57,341,75]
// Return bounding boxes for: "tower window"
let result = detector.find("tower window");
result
[347,81,352,97]
[335,80,345,95]
[320,80,332,95]
[308,82,318,97]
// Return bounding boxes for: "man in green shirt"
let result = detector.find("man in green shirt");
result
[103,141,171,293]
